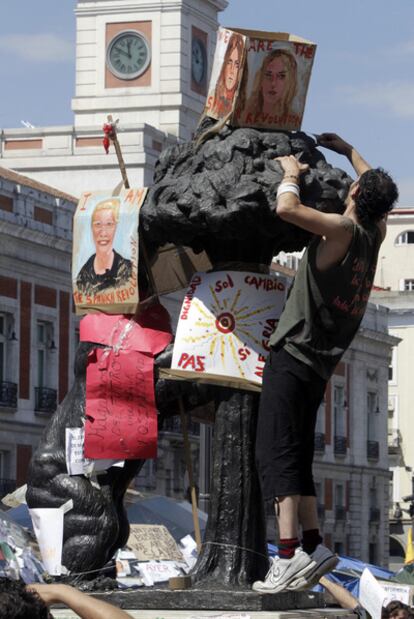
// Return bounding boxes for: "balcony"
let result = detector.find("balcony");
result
[0,381,17,408]
[335,505,347,521]
[370,507,380,522]
[0,478,16,498]
[314,432,325,452]
[334,435,347,456]
[367,440,379,461]
[35,387,57,413]
[388,429,402,454]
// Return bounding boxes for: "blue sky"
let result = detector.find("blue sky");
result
[1,0,413,205]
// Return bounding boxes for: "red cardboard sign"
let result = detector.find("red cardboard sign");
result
[81,305,172,460]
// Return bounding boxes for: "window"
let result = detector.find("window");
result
[335,484,344,507]
[36,321,54,387]
[395,231,414,245]
[403,279,414,291]
[0,314,5,383]
[388,347,397,384]
[334,385,346,437]
[367,392,377,440]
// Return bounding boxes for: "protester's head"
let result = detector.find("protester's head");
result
[91,198,120,251]
[247,48,297,117]
[0,578,51,619]
[382,600,413,619]
[350,168,398,227]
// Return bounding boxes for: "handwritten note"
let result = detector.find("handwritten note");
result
[138,560,182,586]
[81,306,172,460]
[127,525,184,562]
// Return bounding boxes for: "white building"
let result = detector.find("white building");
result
[0,0,227,197]
[372,208,414,566]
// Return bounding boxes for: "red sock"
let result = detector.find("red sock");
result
[302,529,323,554]
[278,537,300,559]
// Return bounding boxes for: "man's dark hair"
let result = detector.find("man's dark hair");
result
[382,599,412,618]
[355,167,399,227]
[0,578,49,619]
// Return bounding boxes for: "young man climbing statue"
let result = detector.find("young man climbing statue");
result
[253,133,399,594]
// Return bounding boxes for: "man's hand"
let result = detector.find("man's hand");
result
[316,133,353,156]
[317,133,371,176]
[276,155,309,178]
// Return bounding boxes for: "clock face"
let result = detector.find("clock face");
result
[191,38,207,85]
[107,30,151,80]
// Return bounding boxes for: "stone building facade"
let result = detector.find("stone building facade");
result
[0,166,77,494]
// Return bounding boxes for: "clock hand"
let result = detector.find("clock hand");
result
[114,46,131,59]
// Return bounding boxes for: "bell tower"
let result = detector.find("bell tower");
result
[72,0,228,141]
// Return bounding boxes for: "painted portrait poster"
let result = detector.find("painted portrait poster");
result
[203,27,316,132]
[234,33,316,131]
[72,188,147,315]
[166,271,287,392]
[204,27,247,120]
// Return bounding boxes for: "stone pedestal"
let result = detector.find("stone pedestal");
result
[91,587,326,612]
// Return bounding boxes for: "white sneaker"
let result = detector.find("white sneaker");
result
[288,544,339,591]
[252,547,316,594]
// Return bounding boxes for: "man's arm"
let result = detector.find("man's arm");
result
[28,583,133,619]
[319,575,360,611]
[316,133,372,176]
[275,155,354,241]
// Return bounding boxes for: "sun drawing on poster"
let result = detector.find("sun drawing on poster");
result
[182,283,275,379]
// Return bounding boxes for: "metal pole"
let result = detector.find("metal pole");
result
[198,424,212,513]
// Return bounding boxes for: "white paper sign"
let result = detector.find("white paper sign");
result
[359,568,386,619]
[382,582,412,607]
[65,427,124,475]
[29,499,73,576]
[138,561,181,586]
[170,271,287,391]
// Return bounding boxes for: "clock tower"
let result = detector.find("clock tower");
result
[73,0,228,141]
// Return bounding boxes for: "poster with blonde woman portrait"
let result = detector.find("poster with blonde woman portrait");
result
[235,33,316,131]
[203,28,316,132]
[72,188,147,315]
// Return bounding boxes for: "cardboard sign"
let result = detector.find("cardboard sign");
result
[149,244,212,296]
[82,307,172,460]
[72,188,147,315]
[127,525,184,562]
[203,27,316,131]
[164,271,287,391]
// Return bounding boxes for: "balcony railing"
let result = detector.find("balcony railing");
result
[334,435,347,455]
[0,478,16,498]
[367,440,379,460]
[314,432,325,452]
[35,387,57,413]
[388,429,402,454]
[335,505,347,521]
[370,507,380,522]
[0,381,17,408]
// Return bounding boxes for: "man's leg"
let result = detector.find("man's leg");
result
[253,349,317,593]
